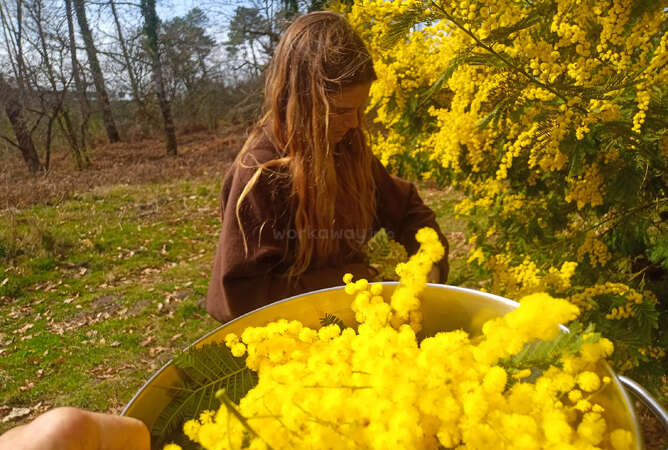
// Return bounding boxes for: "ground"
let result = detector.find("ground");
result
[0,132,665,448]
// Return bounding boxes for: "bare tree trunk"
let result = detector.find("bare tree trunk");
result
[65,0,90,166]
[72,0,120,143]
[0,76,42,173]
[0,2,41,173]
[108,0,141,105]
[57,105,86,169]
[284,0,298,18]
[27,0,86,170]
[0,0,29,96]
[6,101,42,173]
[249,38,260,77]
[140,0,177,156]
[15,0,27,95]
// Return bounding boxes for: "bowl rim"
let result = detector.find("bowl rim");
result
[121,283,643,448]
[121,283,519,415]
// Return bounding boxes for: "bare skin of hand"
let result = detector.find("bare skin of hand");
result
[0,407,150,450]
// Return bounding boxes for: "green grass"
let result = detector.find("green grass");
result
[419,184,483,288]
[0,177,474,434]
[0,179,225,433]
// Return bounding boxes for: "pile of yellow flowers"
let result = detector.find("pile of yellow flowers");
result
[164,228,633,449]
[340,0,666,375]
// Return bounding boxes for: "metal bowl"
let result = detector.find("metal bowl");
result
[122,283,647,448]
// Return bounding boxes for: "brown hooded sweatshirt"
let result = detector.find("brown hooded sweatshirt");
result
[206,130,449,323]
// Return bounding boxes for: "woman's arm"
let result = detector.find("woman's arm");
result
[208,240,375,322]
[372,158,450,283]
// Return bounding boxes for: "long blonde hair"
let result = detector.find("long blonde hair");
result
[236,11,378,278]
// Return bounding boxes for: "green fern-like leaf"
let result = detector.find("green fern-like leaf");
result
[320,313,346,330]
[476,98,512,130]
[364,228,408,281]
[625,0,662,35]
[416,51,513,110]
[419,53,471,105]
[635,300,660,335]
[648,231,668,271]
[501,322,599,376]
[365,228,392,257]
[483,9,546,44]
[150,342,258,449]
[380,3,438,50]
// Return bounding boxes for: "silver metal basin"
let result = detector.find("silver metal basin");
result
[122,283,644,448]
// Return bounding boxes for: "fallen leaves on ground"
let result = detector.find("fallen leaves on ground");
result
[149,346,169,357]
[1,407,31,423]
[2,130,238,209]
[0,402,47,424]
[91,362,136,380]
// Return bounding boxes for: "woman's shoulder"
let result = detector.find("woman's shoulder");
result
[237,128,284,168]
[222,129,288,196]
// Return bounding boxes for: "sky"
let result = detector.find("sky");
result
[157,0,202,20]
[157,0,239,21]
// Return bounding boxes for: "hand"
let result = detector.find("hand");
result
[0,407,150,450]
[427,266,440,284]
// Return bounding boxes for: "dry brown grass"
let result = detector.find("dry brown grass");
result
[1,129,245,209]
[637,399,668,449]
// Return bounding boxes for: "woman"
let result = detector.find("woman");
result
[206,11,449,323]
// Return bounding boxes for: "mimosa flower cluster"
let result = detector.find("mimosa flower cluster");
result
[340,0,666,377]
[165,228,632,450]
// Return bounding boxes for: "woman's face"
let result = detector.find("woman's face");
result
[327,82,372,146]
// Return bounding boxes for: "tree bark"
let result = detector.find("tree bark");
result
[140,0,177,155]
[15,0,27,95]
[65,0,90,166]
[108,0,141,105]
[0,76,42,173]
[72,0,120,143]
[28,0,86,170]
